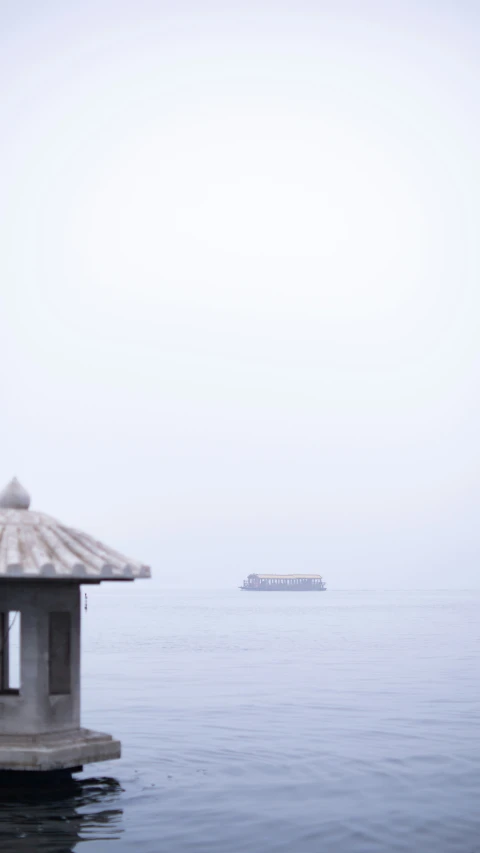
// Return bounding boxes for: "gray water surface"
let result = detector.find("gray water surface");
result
[1,589,479,852]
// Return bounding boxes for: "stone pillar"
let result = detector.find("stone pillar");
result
[0,582,80,735]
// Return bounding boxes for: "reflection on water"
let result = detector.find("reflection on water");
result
[0,775,123,853]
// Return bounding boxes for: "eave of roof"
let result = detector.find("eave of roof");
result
[0,479,151,582]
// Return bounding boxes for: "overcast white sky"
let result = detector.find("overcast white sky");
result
[1,0,479,588]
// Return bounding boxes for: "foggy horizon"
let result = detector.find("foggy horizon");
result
[1,1,479,590]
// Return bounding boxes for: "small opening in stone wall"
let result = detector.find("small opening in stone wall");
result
[49,612,71,695]
[0,611,21,694]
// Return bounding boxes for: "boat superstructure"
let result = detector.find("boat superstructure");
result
[240,574,326,591]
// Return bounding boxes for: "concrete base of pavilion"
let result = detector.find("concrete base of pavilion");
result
[0,728,121,773]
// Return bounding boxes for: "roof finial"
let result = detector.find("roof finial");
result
[0,477,31,510]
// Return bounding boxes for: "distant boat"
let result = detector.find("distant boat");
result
[240,573,326,591]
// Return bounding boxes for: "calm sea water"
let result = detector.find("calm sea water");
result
[1,588,479,853]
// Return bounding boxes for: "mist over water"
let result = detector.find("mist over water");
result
[1,3,479,850]
[2,0,480,590]
[2,588,477,853]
